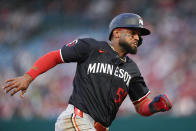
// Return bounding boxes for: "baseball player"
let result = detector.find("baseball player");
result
[3,13,172,131]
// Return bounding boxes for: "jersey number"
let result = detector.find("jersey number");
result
[115,87,127,104]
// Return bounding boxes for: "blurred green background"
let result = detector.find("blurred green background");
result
[1,115,196,131]
[0,0,196,131]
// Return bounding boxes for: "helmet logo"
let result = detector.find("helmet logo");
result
[139,18,143,26]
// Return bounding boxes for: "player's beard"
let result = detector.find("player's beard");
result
[119,39,137,54]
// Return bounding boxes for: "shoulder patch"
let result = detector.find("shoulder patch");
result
[66,39,78,47]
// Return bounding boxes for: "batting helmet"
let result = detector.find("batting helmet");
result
[108,13,151,41]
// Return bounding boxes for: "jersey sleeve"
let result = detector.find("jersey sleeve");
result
[60,38,91,63]
[127,60,150,103]
[128,76,150,103]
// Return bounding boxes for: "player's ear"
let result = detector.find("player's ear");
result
[112,29,121,39]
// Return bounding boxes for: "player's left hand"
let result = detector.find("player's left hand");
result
[2,74,33,98]
[150,94,172,113]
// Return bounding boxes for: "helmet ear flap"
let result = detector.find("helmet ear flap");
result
[138,36,143,46]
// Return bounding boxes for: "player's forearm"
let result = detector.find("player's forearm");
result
[135,97,153,116]
[24,73,34,83]
[26,50,63,80]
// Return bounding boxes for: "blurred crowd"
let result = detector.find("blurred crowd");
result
[0,0,196,120]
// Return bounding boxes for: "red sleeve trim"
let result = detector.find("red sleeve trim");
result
[26,50,63,79]
[133,91,150,105]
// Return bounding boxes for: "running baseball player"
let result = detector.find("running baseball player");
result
[3,13,172,131]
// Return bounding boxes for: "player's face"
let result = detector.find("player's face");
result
[118,28,140,54]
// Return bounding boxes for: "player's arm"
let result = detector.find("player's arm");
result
[134,94,172,116]
[26,50,63,79]
[3,38,92,97]
[3,50,63,97]
[129,76,172,116]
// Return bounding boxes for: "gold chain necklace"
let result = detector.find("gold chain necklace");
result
[108,43,126,62]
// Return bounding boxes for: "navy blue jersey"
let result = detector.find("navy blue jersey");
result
[60,38,150,127]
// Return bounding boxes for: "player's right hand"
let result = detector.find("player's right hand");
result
[2,74,33,98]
[150,94,172,113]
